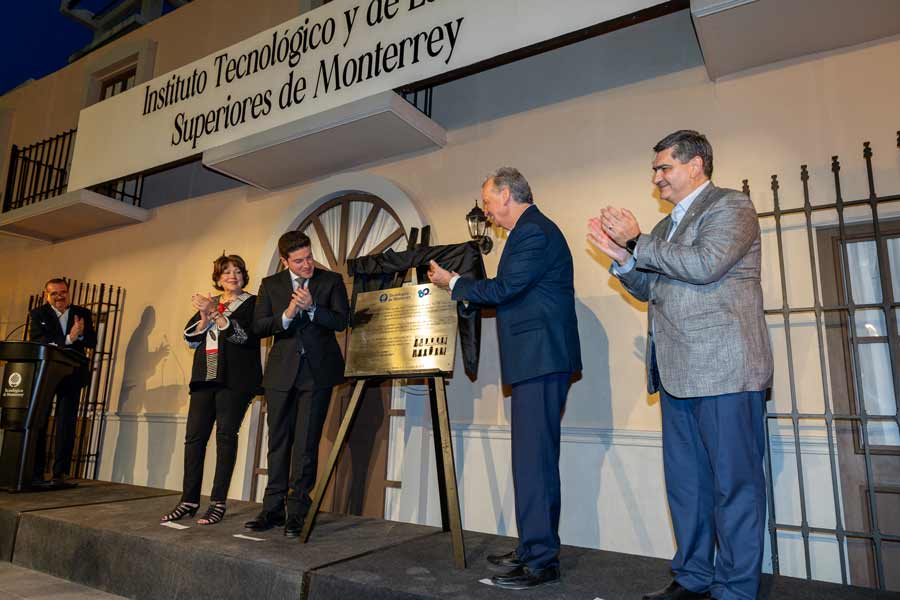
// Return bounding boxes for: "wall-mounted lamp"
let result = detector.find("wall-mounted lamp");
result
[466,200,493,254]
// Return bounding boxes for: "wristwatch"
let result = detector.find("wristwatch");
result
[625,234,640,255]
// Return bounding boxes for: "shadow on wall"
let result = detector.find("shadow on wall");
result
[562,298,613,547]
[567,298,611,423]
[111,305,184,486]
[454,298,619,542]
[585,243,656,410]
[455,306,502,422]
[576,249,662,552]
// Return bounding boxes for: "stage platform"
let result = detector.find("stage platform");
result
[0,479,177,562]
[2,481,899,600]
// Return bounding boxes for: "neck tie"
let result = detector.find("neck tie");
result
[294,277,307,354]
[666,217,679,241]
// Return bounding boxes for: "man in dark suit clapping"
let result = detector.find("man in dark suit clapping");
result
[429,168,582,590]
[29,278,97,484]
[247,231,349,537]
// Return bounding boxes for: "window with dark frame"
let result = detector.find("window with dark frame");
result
[836,231,900,455]
[99,67,137,101]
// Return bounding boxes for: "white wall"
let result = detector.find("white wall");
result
[1,8,899,586]
[384,382,846,579]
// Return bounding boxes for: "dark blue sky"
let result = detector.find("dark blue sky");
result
[1,5,99,96]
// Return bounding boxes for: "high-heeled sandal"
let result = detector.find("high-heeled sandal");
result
[197,501,226,525]
[161,502,199,522]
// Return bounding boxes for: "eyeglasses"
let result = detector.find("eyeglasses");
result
[48,291,68,297]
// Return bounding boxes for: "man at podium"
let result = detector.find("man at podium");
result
[28,278,97,484]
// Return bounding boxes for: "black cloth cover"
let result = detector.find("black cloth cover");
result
[346,241,485,378]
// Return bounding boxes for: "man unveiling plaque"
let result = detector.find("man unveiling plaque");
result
[345,283,457,377]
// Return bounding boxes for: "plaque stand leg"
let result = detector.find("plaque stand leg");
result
[429,376,466,568]
[300,376,467,568]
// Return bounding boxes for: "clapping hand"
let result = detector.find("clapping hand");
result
[192,293,217,320]
[70,315,85,339]
[598,206,641,247]
[285,287,313,319]
[588,217,630,264]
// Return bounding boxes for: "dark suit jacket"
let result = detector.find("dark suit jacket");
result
[29,303,97,389]
[253,268,349,391]
[452,205,582,386]
[184,294,262,395]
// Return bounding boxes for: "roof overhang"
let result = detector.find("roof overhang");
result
[202,91,446,191]
[692,0,900,80]
[0,189,150,242]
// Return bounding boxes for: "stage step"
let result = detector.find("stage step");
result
[0,480,177,562]
[10,491,438,600]
[4,482,900,600]
[0,562,126,599]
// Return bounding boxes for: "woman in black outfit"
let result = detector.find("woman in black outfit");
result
[161,254,262,525]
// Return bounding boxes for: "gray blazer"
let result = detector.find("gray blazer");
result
[614,184,773,398]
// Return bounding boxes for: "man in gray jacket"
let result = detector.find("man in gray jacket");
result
[588,130,773,600]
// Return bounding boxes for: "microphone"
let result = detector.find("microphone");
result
[4,323,27,341]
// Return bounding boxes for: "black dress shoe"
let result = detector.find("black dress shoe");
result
[643,580,710,600]
[491,565,560,590]
[284,514,304,538]
[487,550,522,570]
[50,477,77,489]
[244,510,285,531]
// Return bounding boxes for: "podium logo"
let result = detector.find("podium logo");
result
[417,288,430,299]
[7,372,22,388]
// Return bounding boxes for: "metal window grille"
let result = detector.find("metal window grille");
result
[99,68,137,101]
[90,174,144,206]
[3,129,77,212]
[24,280,125,480]
[399,86,434,118]
[3,128,144,212]
[754,132,900,590]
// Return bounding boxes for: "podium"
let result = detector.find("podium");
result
[0,341,88,491]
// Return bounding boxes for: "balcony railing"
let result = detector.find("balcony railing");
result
[2,128,143,213]
[3,129,76,212]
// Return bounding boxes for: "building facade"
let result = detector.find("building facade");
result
[1,0,899,589]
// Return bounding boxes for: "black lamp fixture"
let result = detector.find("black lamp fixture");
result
[466,199,493,254]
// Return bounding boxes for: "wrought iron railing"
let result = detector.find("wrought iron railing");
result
[2,129,143,213]
[3,129,76,212]
[752,131,900,590]
[24,280,125,480]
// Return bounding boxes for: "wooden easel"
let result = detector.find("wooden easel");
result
[299,372,467,568]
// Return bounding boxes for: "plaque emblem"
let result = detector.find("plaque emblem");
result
[8,372,22,388]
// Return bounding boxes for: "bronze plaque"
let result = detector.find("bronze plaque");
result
[345,284,458,378]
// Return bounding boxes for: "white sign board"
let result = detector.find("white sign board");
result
[69,0,658,190]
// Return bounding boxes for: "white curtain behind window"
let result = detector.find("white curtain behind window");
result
[846,240,899,446]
